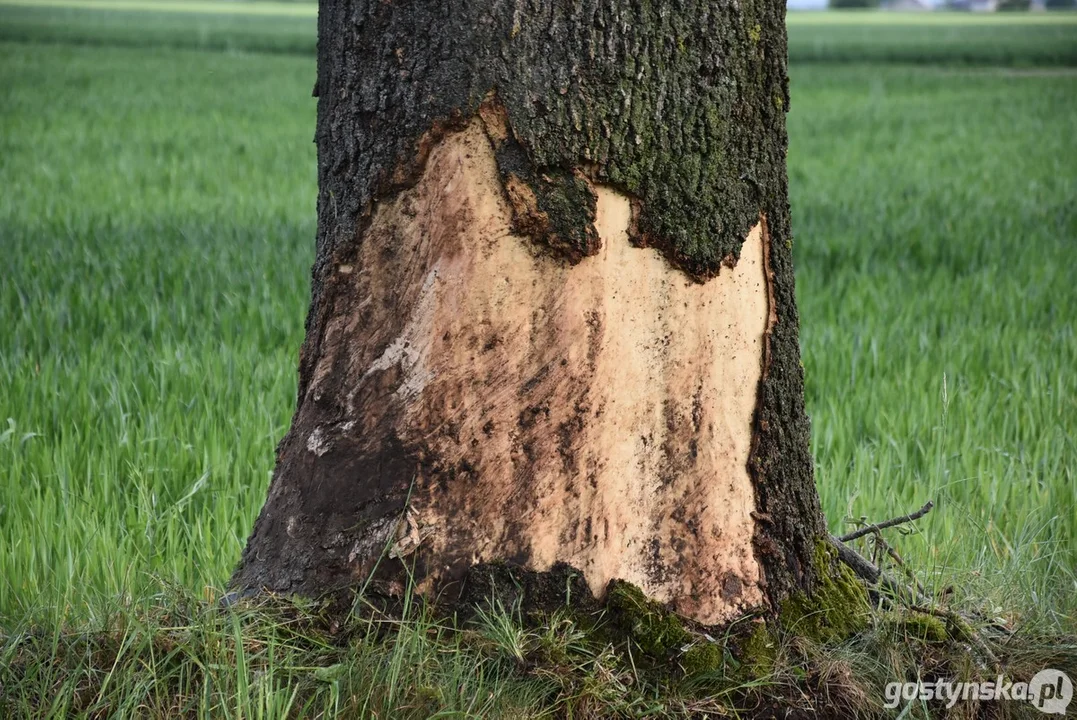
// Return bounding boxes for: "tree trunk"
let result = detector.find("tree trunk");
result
[232,0,826,625]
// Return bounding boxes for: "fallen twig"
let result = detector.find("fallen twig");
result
[830,536,999,668]
[827,500,1000,671]
[829,535,923,606]
[839,501,935,543]
[829,534,880,584]
[873,532,928,599]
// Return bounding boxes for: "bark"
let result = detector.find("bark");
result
[232,0,826,625]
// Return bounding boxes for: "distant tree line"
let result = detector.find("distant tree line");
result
[828,0,878,8]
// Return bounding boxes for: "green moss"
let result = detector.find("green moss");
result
[749,24,762,43]
[414,685,443,710]
[882,611,949,643]
[605,581,690,657]
[939,611,979,647]
[778,541,871,644]
[738,621,778,678]
[681,641,724,675]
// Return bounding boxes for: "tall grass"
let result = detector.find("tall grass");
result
[791,65,1077,624]
[787,12,1077,66]
[0,42,314,619]
[0,4,316,55]
[0,588,570,718]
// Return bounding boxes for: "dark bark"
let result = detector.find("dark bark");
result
[232,0,825,618]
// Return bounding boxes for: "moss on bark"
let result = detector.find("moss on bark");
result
[777,541,871,644]
[881,610,949,643]
[605,580,691,657]
[453,563,873,683]
[738,620,779,678]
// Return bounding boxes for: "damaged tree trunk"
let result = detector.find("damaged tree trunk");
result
[232,0,826,625]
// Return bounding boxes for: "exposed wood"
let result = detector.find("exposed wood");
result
[239,122,780,623]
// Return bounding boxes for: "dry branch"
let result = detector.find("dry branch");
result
[838,501,935,543]
[828,500,1000,670]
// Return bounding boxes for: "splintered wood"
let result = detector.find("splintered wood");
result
[306,122,772,624]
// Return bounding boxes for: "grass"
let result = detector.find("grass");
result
[794,65,1077,627]
[0,6,1075,718]
[0,4,316,54]
[787,17,1077,66]
[0,0,318,14]
[0,41,314,616]
[0,590,572,718]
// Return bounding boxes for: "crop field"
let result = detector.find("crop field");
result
[0,3,1075,717]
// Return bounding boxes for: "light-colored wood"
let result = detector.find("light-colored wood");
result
[303,121,772,623]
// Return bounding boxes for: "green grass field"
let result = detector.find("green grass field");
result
[1,4,1076,717]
